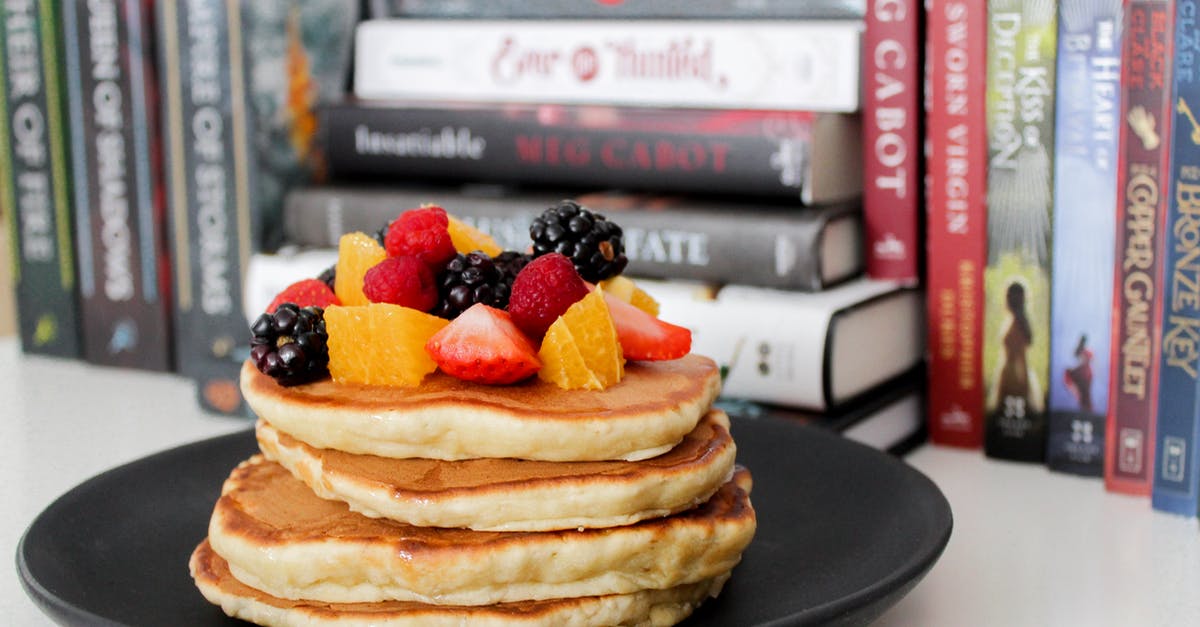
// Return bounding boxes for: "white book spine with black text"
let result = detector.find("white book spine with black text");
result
[353,19,862,111]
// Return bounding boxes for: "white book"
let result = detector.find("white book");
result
[354,19,862,111]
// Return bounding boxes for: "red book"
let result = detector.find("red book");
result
[864,0,922,282]
[923,0,986,448]
[1105,0,1174,495]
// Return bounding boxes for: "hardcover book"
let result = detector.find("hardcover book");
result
[61,0,172,370]
[0,0,83,357]
[982,0,1057,461]
[863,0,922,282]
[924,0,987,448]
[322,101,862,205]
[1104,0,1174,496]
[353,19,862,112]
[156,0,357,413]
[1045,0,1124,476]
[1152,0,1199,515]
[281,184,864,291]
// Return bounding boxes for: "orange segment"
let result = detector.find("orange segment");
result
[537,290,624,390]
[599,275,660,316]
[334,232,387,306]
[326,304,448,386]
[447,216,502,256]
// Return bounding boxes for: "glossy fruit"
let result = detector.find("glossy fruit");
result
[603,291,691,361]
[425,303,540,384]
[385,206,457,270]
[325,304,448,386]
[334,232,387,307]
[363,256,438,311]
[267,278,341,313]
[538,290,624,390]
[447,215,502,256]
[598,275,659,316]
[508,253,590,339]
[249,304,329,386]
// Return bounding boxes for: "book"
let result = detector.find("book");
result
[642,277,924,411]
[321,101,862,205]
[281,184,864,291]
[156,0,357,414]
[1105,0,1174,496]
[0,0,83,357]
[1044,0,1124,476]
[1152,0,1199,516]
[352,19,862,112]
[368,0,866,20]
[924,0,987,449]
[863,0,922,282]
[982,0,1057,462]
[61,0,173,371]
[719,367,928,456]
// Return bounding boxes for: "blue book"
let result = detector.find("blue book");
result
[1045,0,1123,476]
[1153,0,1200,516]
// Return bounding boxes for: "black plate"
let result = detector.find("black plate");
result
[17,415,952,626]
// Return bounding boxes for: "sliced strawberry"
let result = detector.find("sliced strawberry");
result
[267,278,341,313]
[425,303,541,384]
[603,291,691,361]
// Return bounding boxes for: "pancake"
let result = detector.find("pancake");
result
[240,354,721,462]
[256,409,736,531]
[192,540,728,627]
[207,456,755,606]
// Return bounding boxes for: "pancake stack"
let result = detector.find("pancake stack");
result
[190,354,757,626]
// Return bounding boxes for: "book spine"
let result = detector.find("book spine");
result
[324,103,857,204]
[1104,0,1173,495]
[157,0,254,414]
[1045,0,1124,476]
[0,0,83,357]
[282,186,857,291]
[61,0,172,370]
[863,0,921,281]
[352,19,861,112]
[982,0,1057,461]
[373,0,865,19]
[1152,0,1199,514]
[924,0,987,448]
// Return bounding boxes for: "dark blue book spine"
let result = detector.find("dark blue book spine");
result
[1152,0,1200,516]
[1045,0,1124,476]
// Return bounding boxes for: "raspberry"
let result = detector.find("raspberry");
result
[267,278,341,313]
[385,206,456,270]
[249,304,329,386]
[363,256,438,311]
[507,253,590,339]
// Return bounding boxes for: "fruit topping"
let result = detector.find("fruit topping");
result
[250,304,330,386]
[603,291,691,361]
[363,256,439,311]
[530,200,628,282]
[325,304,448,387]
[267,278,341,313]
[433,251,513,319]
[507,253,590,339]
[384,205,457,270]
[598,275,660,316]
[316,264,337,291]
[425,303,541,384]
[538,290,624,390]
[447,215,503,256]
[334,232,388,306]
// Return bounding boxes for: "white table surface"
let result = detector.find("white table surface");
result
[3,337,1198,626]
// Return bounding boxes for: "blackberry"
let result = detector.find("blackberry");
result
[529,200,628,282]
[433,251,513,319]
[249,303,329,386]
[316,264,336,291]
[494,250,532,284]
[374,221,390,248]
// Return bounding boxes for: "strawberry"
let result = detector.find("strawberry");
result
[385,206,456,270]
[267,278,341,313]
[425,303,541,384]
[603,291,691,361]
[507,253,590,339]
[363,255,438,311]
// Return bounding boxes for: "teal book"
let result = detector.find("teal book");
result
[0,0,83,357]
[983,0,1058,461]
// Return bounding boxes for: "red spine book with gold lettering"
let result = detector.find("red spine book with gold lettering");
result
[1105,0,1175,495]
[924,0,987,448]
